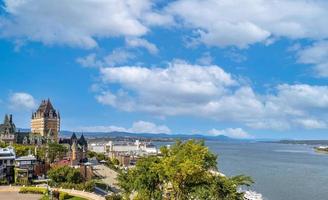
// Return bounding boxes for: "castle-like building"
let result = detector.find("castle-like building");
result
[0,114,16,145]
[59,133,88,165]
[0,99,88,166]
[31,99,60,141]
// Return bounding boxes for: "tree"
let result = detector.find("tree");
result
[117,140,253,200]
[48,166,83,184]
[47,143,68,163]
[117,170,134,200]
[13,144,33,157]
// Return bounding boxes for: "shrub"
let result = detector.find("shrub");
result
[0,179,8,185]
[59,192,71,200]
[105,193,122,200]
[19,187,47,194]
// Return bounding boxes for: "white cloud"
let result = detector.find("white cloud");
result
[208,128,252,139]
[166,0,328,48]
[126,38,159,54]
[0,0,161,48]
[297,41,328,77]
[104,49,135,66]
[76,53,103,68]
[95,62,328,131]
[196,52,213,65]
[130,121,171,134]
[9,92,36,110]
[76,120,171,134]
[76,49,135,68]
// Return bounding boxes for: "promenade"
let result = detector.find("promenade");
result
[0,185,105,200]
[93,164,120,192]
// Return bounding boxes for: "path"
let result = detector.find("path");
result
[0,185,105,200]
[93,164,120,192]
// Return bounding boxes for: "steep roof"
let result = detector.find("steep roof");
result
[36,99,55,114]
[0,114,16,134]
[78,134,87,146]
[71,132,77,141]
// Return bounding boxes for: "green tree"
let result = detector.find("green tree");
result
[48,166,84,184]
[117,140,253,200]
[13,144,34,157]
[47,143,68,163]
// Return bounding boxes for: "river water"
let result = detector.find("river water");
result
[205,141,328,200]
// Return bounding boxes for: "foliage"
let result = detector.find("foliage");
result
[112,158,120,166]
[13,144,34,157]
[59,191,70,200]
[117,140,253,200]
[48,143,68,162]
[48,166,84,184]
[19,187,47,194]
[0,178,8,185]
[0,141,6,148]
[105,193,123,200]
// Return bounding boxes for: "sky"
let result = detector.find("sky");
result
[1,0,328,139]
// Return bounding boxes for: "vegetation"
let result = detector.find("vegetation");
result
[19,187,47,194]
[87,150,120,171]
[13,144,34,157]
[117,140,253,200]
[37,143,68,162]
[106,193,123,200]
[47,166,95,191]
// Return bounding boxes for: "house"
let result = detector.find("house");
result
[59,133,88,166]
[0,115,16,145]
[0,147,16,183]
[15,154,37,184]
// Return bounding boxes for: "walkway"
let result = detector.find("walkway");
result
[93,164,120,192]
[0,185,105,200]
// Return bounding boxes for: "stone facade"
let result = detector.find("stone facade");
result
[0,115,16,145]
[59,133,88,166]
[31,99,60,141]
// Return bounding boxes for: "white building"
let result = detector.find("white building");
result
[89,140,158,155]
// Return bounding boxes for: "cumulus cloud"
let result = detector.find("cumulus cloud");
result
[9,92,36,110]
[208,128,252,139]
[76,49,135,68]
[94,61,328,130]
[76,53,103,68]
[125,38,159,54]
[166,0,328,48]
[297,41,328,77]
[76,120,171,134]
[0,0,163,48]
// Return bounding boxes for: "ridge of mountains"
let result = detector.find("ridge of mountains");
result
[18,128,235,141]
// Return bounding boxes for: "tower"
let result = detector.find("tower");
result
[31,99,60,141]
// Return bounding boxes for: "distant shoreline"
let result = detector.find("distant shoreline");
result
[265,140,328,146]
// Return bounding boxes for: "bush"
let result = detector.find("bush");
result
[55,180,96,192]
[0,179,8,185]
[19,187,47,194]
[105,194,122,200]
[48,166,84,184]
[59,192,71,200]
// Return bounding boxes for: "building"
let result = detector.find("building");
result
[31,99,60,142]
[0,147,16,183]
[15,154,37,184]
[59,133,88,166]
[0,114,16,145]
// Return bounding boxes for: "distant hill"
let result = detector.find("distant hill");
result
[59,130,234,141]
[17,128,239,141]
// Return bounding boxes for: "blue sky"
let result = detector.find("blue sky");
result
[1,0,328,139]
